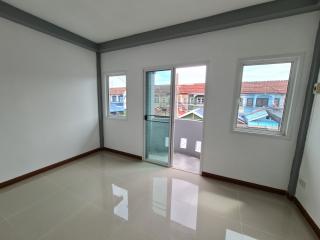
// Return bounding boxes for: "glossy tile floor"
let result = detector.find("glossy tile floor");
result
[172,153,200,174]
[0,151,317,240]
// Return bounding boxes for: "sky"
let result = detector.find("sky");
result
[153,66,207,85]
[153,70,171,85]
[109,63,291,88]
[242,62,291,82]
[176,66,207,85]
[109,75,126,88]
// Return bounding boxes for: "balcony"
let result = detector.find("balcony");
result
[172,119,203,174]
[145,118,203,174]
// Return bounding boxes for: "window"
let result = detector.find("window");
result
[246,98,253,107]
[239,98,243,107]
[234,56,299,136]
[107,74,127,118]
[196,96,204,104]
[274,98,280,108]
[256,98,269,107]
[111,95,117,103]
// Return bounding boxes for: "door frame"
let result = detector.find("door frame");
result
[143,62,209,173]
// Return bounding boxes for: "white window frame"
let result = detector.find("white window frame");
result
[106,73,128,120]
[232,55,301,137]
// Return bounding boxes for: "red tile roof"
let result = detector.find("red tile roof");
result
[108,81,288,96]
[109,87,126,95]
[241,80,288,94]
[176,83,205,94]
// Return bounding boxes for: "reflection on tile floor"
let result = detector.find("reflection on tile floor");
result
[172,153,200,174]
[0,151,317,240]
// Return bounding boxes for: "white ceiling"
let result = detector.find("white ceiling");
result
[4,0,272,43]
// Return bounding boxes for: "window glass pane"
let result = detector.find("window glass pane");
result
[108,75,127,118]
[236,62,292,133]
[175,65,207,122]
[246,98,253,107]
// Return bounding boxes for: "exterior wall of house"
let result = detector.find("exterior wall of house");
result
[241,93,286,109]
[238,93,286,129]
[108,88,127,115]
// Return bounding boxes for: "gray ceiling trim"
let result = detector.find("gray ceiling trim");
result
[99,0,320,53]
[0,1,98,51]
[1,1,319,53]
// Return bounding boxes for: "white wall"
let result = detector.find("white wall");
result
[296,77,320,227]
[102,12,319,189]
[0,18,99,183]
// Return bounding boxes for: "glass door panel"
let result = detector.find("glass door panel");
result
[144,69,173,166]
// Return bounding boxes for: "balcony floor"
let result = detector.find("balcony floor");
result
[172,153,200,174]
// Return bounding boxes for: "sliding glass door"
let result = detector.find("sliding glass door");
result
[144,69,173,166]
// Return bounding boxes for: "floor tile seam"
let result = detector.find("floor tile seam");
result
[230,191,291,239]
[0,217,26,240]
[72,160,107,172]
[2,186,62,221]
[40,175,76,193]
[236,190,289,206]
[0,215,8,224]
[88,191,148,216]
[236,191,243,228]
[44,169,103,190]
[0,175,59,195]
[240,221,289,239]
[0,211,7,220]
[37,202,92,240]
[4,184,83,221]
[63,185,105,207]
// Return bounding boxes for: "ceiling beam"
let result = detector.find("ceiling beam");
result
[0,1,98,51]
[99,0,320,53]
[0,1,319,53]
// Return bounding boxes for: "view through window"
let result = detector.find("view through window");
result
[175,66,207,121]
[172,65,207,174]
[235,61,292,133]
[107,74,127,118]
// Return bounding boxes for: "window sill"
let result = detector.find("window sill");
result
[232,127,290,139]
[106,116,128,121]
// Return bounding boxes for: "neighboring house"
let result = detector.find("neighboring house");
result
[179,108,204,121]
[109,80,288,128]
[109,87,126,115]
[176,80,288,127]
[151,83,206,117]
[238,80,289,130]
[176,83,205,117]
[153,85,171,116]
